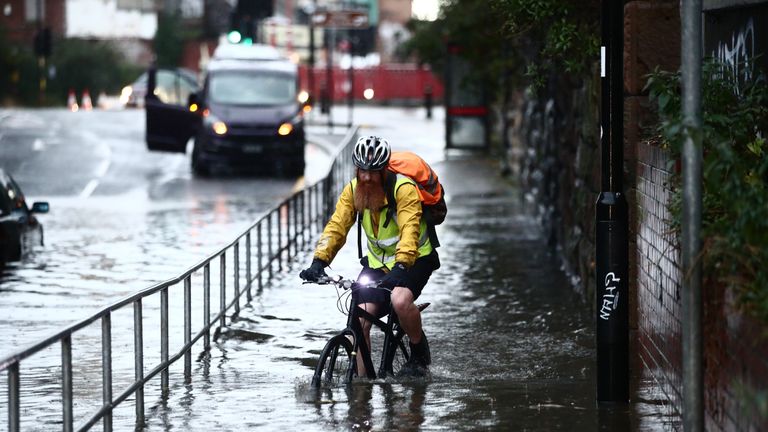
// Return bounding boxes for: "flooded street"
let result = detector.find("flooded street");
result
[136,158,667,431]
[0,107,669,430]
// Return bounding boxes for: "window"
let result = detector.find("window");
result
[209,71,297,106]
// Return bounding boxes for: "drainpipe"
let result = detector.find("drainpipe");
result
[681,0,703,430]
[596,0,629,404]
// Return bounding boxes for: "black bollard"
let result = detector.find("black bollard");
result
[320,86,329,114]
[596,192,629,403]
[424,84,433,119]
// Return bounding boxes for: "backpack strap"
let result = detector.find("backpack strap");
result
[382,171,398,229]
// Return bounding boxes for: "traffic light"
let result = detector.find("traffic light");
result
[33,27,52,57]
[228,0,273,43]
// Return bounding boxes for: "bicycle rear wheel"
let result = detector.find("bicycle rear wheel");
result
[312,334,355,387]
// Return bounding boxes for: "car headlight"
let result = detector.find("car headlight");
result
[278,113,303,136]
[204,113,228,135]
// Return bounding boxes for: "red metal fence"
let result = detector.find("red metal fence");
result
[298,64,444,103]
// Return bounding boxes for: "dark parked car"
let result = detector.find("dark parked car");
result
[145,44,307,177]
[0,169,49,265]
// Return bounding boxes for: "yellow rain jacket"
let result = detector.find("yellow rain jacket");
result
[313,175,432,269]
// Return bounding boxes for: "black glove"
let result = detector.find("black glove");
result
[379,262,409,289]
[300,258,328,282]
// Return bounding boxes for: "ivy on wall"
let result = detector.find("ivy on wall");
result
[645,61,768,322]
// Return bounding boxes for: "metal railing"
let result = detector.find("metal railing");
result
[0,127,359,431]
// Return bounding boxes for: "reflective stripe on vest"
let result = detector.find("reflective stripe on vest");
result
[352,174,433,270]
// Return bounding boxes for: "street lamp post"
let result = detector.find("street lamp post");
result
[596,0,629,404]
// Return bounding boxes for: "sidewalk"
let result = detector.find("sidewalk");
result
[133,152,641,431]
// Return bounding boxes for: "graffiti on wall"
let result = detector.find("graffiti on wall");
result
[705,4,768,84]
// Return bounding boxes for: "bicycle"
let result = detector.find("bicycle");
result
[306,275,430,387]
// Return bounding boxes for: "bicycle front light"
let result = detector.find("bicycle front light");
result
[358,275,371,285]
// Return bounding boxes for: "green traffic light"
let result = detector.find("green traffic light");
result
[227,31,242,44]
[243,38,253,46]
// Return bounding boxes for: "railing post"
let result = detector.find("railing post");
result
[234,242,240,315]
[257,222,264,293]
[102,313,113,432]
[160,287,169,396]
[246,232,252,302]
[184,276,192,382]
[62,335,73,432]
[204,263,211,350]
[8,362,19,432]
[220,253,226,329]
[301,192,309,250]
[267,213,273,280]
[277,204,283,271]
[133,299,144,426]
[286,199,292,264]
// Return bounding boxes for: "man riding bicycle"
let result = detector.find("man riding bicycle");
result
[300,135,440,377]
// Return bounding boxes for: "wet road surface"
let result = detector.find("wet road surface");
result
[134,157,668,431]
[0,106,671,430]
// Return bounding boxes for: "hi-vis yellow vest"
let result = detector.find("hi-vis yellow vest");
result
[352,174,433,270]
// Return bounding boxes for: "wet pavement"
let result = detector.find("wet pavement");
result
[0,106,670,430]
[134,155,667,431]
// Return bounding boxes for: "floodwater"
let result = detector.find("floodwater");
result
[139,159,668,430]
[0,108,672,430]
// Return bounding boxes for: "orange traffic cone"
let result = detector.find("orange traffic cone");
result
[81,89,93,111]
[67,89,79,112]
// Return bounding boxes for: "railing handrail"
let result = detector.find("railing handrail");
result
[1,126,360,431]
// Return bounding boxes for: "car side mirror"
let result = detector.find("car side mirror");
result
[31,202,49,214]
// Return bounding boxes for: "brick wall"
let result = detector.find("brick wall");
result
[627,1,768,430]
[518,1,768,429]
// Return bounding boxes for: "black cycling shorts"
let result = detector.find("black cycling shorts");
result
[354,250,440,314]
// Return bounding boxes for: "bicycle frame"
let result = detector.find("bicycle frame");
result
[314,286,409,384]
[349,289,408,380]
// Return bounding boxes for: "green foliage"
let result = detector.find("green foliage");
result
[646,61,768,321]
[401,0,599,95]
[47,39,141,104]
[154,12,185,68]
[0,31,140,106]
[154,12,200,69]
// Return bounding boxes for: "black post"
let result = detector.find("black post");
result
[347,50,354,128]
[425,83,433,119]
[326,28,334,131]
[596,0,629,404]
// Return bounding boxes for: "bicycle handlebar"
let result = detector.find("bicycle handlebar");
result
[302,275,383,291]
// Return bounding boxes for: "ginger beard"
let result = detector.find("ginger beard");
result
[354,169,387,213]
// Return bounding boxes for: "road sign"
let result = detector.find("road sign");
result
[312,10,369,29]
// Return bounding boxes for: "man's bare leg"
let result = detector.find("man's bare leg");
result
[356,302,378,376]
[391,286,422,344]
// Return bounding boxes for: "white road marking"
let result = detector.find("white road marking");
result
[79,131,113,198]
[80,179,100,198]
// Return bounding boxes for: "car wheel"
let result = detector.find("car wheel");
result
[191,145,210,177]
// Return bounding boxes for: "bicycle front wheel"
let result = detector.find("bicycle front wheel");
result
[312,334,355,387]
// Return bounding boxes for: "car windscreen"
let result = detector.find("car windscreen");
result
[208,71,297,106]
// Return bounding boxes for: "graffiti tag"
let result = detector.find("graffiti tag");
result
[599,272,621,321]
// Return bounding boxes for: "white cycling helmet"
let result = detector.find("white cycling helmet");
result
[352,135,391,170]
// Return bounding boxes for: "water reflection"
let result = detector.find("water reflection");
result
[309,382,427,431]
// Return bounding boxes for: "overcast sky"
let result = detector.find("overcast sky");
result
[411,0,440,21]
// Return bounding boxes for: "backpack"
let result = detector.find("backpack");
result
[385,152,447,226]
[356,152,447,260]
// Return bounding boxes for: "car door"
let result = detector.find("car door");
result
[145,68,201,153]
